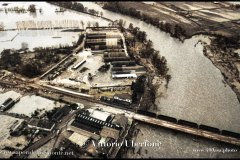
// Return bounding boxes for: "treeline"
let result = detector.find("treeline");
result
[211,34,240,49]
[126,22,171,80]
[124,21,171,110]
[230,4,240,9]
[103,2,186,39]
[131,75,157,111]
[49,1,103,17]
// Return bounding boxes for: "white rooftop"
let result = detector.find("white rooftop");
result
[88,109,111,122]
[68,132,89,147]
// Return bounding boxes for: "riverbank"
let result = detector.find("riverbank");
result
[101,2,240,40]
[47,2,240,130]
[202,39,240,103]
[122,24,171,112]
[100,2,240,104]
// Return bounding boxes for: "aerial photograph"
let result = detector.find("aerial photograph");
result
[0,1,240,159]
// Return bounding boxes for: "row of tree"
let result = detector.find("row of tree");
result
[49,2,103,17]
[103,2,186,39]
[126,23,170,77]
[212,34,240,49]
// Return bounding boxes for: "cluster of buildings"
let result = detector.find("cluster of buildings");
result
[27,104,75,133]
[85,27,146,80]
[66,108,130,157]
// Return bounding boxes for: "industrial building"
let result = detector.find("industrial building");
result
[0,96,20,112]
[62,108,129,157]
[74,111,122,131]
[84,26,147,82]
[72,59,86,70]
[88,109,112,122]
[85,27,124,51]
[68,132,90,148]
[112,73,137,79]
[64,108,129,158]
[28,118,55,132]
[51,104,71,122]
[0,98,15,112]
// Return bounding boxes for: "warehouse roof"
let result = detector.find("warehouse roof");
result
[28,119,55,131]
[88,109,111,122]
[68,132,90,147]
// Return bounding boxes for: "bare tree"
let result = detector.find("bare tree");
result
[81,20,85,29]
[94,22,99,27]
[21,42,28,50]
[28,4,36,13]
[87,21,91,27]
[0,22,4,31]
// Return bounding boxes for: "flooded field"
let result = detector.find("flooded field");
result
[0,2,109,30]
[0,30,79,51]
[0,90,62,117]
[0,2,109,51]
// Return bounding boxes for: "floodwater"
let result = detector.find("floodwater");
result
[79,2,240,133]
[0,2,109,51]
[7,94,62,117]
[0,30,79,51]
[0,90,62,117]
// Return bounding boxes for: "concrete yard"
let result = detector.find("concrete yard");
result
[51,50,134,88]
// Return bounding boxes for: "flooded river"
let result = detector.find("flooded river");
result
[0,2,240,133]
[79,2,240,133]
